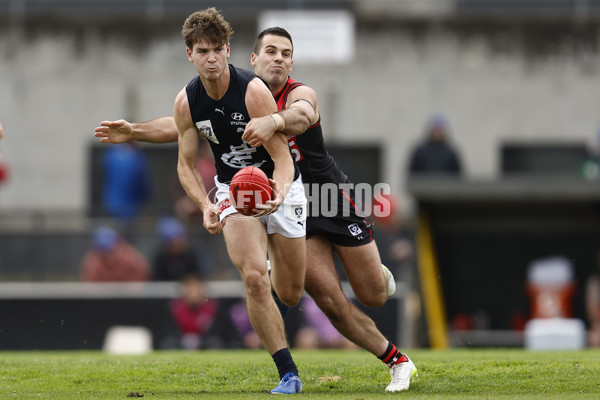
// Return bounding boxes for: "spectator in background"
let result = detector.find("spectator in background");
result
[153,217,201,281]
[170,273,218,350]
[371,193,414,281]
[0,121,8,185]
[102,140,152,225]
[294,296,357,349]
[408,113,462,176]
[580,125,600,181]
[229,298,262,349]
[586,258,600,347]
[81,225,150,282]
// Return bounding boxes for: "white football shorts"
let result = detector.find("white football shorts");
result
[214,175,307,238]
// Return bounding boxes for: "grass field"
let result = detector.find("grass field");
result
[1,348,599,399]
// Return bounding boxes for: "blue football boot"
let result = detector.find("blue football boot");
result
[270,372,302,394]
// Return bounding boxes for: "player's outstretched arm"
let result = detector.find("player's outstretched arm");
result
[242,84,318,148]
[94,117,178,144]
[174,89,222,234]
[279,84,319,136]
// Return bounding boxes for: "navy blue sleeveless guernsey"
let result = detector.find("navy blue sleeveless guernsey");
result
[186,65,299,183]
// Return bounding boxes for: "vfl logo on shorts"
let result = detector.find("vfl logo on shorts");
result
[348,223,363,236]
[285,203,306,221]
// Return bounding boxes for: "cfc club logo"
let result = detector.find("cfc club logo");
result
[231,112,245,121]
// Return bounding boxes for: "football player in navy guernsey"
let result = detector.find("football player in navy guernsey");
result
[180,9,305,394]
[94,25,416,393]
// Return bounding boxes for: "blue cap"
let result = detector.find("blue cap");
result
[157,217,185,242]
[93,226,118,251]
[429,113,449,130]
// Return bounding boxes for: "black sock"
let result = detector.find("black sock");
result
[271,348,298,379]
[378,341,407,367]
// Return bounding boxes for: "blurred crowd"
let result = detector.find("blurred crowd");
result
[5,113,600,350]
[73,115,600,350]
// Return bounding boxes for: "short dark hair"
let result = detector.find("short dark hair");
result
[182,7,234,50]
[253,27,294,56]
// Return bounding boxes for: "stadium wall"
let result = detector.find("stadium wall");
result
[0,14,599,215]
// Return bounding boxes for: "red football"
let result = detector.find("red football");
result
[229,166,272,216]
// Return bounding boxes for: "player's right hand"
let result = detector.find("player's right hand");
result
[203,203,225,235]
[253,179,283,216]
[94,120,133,144]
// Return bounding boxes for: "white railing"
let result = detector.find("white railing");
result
[0,280,407,300]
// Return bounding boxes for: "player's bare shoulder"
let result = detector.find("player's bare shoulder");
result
[173,87,193,131]
[174,88,190,116]
[245,77,277,118]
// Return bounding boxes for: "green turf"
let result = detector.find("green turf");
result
[0,349,599,399]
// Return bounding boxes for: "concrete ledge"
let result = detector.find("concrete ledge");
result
[0,281,408,300]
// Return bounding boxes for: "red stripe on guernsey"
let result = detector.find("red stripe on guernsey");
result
[275,77,304,111]
[309,116,321,129]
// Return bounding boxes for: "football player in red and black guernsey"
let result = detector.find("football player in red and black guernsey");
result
[243,27,417,392]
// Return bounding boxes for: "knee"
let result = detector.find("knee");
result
[272,272,304,307]
[351,273,388,308]
[355,290,387,308]
[310,292,347,323]
[277,285,303,307]
[241,269,271,300]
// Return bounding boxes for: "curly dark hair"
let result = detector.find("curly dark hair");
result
[182,7,234,50]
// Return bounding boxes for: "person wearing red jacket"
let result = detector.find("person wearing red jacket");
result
[81,225,150,282]
[170,273,218,350]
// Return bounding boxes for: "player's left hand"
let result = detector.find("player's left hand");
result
[253,179,283,216]
[242,116,277,148]
[94,120,133,144]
